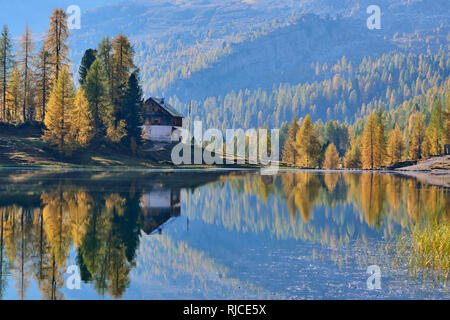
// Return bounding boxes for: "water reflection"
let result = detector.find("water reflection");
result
[0,170,448,299]
[141,187,181,235]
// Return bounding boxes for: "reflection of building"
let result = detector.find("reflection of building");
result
[140,188,181,235]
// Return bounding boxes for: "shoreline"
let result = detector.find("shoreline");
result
[1,164,448,187]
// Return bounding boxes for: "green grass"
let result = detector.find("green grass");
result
[394,222,449,283]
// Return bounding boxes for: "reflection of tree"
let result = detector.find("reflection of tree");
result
[68,191,91,249]
[195,172,447,246]
[284,173,321,222]
[407,180,423,223]
[40,187,74,300]
[295,173,321,222]
[0,171,448,299]
[13,208,34,300]
[257,176,274,204]
[281,174,297,221]
[421,185,449,224]
[360,173,386,228]
[386,175,402,212]
[0,208,10,299]
[30,208,54,299]
[324,173,339,193]
[0,183,143,300]
[78,188,141,299]
[137,233,272,299]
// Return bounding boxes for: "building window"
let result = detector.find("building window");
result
[154,106,159,112]
[152,117,161,124]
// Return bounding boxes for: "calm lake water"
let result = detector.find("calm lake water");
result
[0,169,448,300]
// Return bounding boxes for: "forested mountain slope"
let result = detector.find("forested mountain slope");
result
[64,0,449,129]
[0,0,442,130]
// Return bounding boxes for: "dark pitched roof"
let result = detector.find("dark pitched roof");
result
[147,97,184,118]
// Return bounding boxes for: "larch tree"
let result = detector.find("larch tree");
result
[111,34,135,121]
[445,94,450,145]
[17,24,35,122]
[386,125,404,164]
[44,9,69,83]
[34,47,52,122]
[0,25,14,121]
[422,132,432,159]
[281,116,300,165]
[374,107,387,167]
[69,89,94,148]
[362,112,377,169]
[423,100,445,157]
[409,113,425,160]
[323,142,340,169]
[6,66,21,122]
[344,135,362,168]
[295,114,321,168]
[42,68,75,151]
[98,36,113,105]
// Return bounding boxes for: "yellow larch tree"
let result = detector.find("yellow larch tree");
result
[323,142,340,169]
[362,112,377,169]
[68,88,94,148]
[386,125,404,164]
[295,114,321,168]
[42,68,75,151]
[409,113,425,160]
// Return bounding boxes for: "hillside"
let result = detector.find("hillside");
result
[0,0,448,171]
[0,124,173,167]
[62,0,450,127]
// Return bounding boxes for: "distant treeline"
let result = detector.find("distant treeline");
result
[280,98,449,169]
[176,50,449,131]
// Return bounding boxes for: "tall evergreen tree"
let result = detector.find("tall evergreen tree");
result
[445,94,450,145]
[323,142,340,169]
[6,66,21,122]
[69,89,94,148]
[295,114,321,168]
[18,24,35,122]
[122,72,143,153]
[0,25,14,121]
[409,113,425,160]
[44,9,69,83]
[34,47,52,122]
[282,116,300,165]
[362,112,377,169]
[386,125,404,164]
[98,36,113,105]
[42,68,75,151]
[344,135,362,168]
[84,60,108,134]
[111,34,135,121]
[79,49,97,86]
[374,107,387,167]
[423,100,445,156]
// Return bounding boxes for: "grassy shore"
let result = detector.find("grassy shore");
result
[0,123,262,170]
[1,124,449,178]
[392,222,449,284]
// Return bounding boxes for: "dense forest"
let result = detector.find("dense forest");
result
[0,8,448,169]
[177,50,449,129]
[0,9,144,155]
[279,96,449,170]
